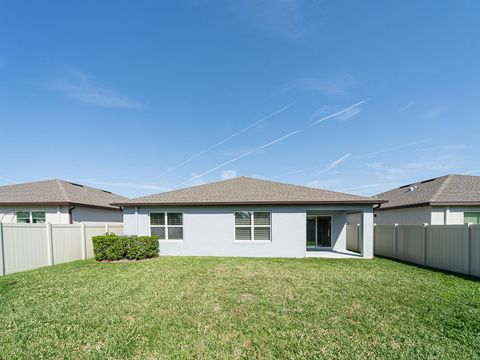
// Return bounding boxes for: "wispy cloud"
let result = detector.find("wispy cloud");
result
[273,73,354,97]
[158,104,290,177]
[353,139,429,159]
[48,67,144,109]
[312,99,369,125]
[317,153,352,175]
[425,106,447,119]
[260,129,302,149]
[231,0,323,40]
[220,170,238,180]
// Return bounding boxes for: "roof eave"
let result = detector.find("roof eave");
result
[0,201,121,210]
[113,199,386,207]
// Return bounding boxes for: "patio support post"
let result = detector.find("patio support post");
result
[361,208,374,259]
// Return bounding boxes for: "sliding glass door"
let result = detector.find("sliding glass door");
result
[306,215,332,248]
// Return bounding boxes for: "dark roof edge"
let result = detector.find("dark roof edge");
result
[113,199,386,207]
[0,201,122,211]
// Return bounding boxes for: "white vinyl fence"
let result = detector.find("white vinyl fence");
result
[0,222,123,276]
[346,224,360,253]
[374,224,480,277]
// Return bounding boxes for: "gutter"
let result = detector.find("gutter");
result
[112,199,388,207]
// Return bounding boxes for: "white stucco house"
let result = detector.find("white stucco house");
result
[114,177,384,258]
[0,179,126,224]
[373,174,480,225]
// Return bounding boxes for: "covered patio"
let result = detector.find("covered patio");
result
[305,207,374,259]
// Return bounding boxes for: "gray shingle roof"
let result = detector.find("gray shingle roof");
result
[0,179,127,209]
[114,176,384,206]
[375,174,480,210]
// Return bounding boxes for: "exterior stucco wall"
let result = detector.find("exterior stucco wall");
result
[374,206,432,225]
[123,204,374,258]
[71,206,123,223]
[376,205,480,225]
[0,205,70,223]
[437,206,480,225]
[0,205,122,224]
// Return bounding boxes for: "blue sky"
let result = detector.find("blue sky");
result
[1,0,479,198]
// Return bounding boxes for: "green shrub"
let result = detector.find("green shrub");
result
[125,236,159,260]
[92,233,159,261]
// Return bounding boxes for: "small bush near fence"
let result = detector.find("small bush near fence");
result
[92,233,159,261]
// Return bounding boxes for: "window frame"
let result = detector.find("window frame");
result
[464,212,480,225]
[234,210,272,242]
[149,211,184,240]
[16,211,46,224]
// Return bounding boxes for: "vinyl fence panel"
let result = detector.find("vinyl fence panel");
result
[470,225,480,277]
[51,224,83,265]
[1,223,123,275]
[374,225,396,258]
[426,225,469,274]
[108,224,123,235]
[84,225,107,258]
[346,224,360,252]
[2,224,49,275]
[396,225,426,265]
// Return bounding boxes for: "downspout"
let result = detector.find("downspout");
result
[68,206,76,224]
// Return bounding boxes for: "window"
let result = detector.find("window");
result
[464,212,480,225]
[235,211,271,241]
[16,211,31,223]
[32,212,46,223]
[150,212,183,240]
[16,211,46,224]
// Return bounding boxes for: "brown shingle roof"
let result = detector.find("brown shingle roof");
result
[375,174,480,210]
[114,176,384,206]
[0,179,127,209]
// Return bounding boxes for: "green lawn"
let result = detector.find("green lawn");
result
[0,257,479,359]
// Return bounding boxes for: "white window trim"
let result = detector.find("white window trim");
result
[16,210,46,224]
[149,211,184,240]
[233,211,272,242]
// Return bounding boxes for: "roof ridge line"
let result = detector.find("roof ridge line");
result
[55,179,71,202]
[431,174,453,202]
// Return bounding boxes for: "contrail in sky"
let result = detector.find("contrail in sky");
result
[353,139,429,159]
[185,99,371,183]
[313,99,369,125]
[260,129,302,149]
[317,153,352,175]
[187,151,254,182]
[158,104,291,177]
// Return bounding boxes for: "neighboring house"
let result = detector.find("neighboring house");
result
[0,179,127,224]
[374,174,480,225]
[114,177,384,258]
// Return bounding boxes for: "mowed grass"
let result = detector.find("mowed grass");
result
[0,257,479,359]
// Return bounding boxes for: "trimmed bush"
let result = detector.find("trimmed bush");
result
[92,233,159,261]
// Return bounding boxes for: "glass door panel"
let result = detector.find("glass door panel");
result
[306,217,316,247]
[316,216,331,247]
